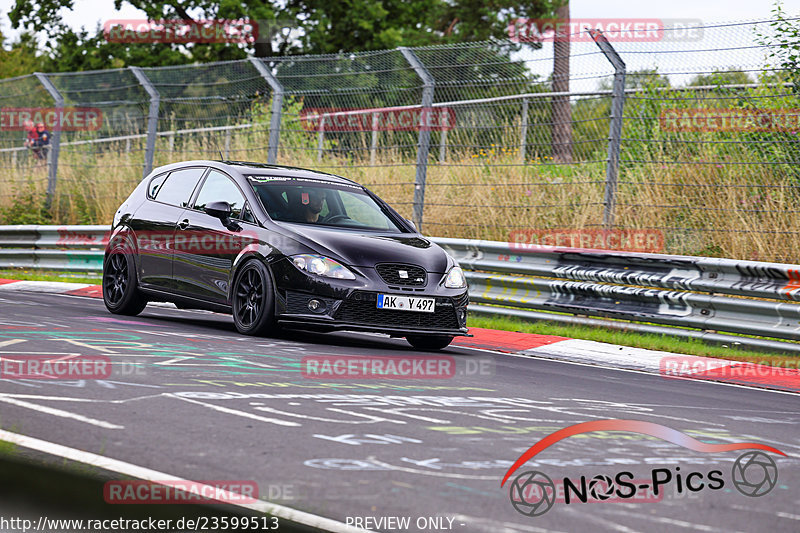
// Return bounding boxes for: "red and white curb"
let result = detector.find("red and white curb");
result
[0,278,102,298]
[3,279,798,393]
[456,329,800,394]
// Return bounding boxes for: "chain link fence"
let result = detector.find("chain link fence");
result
[0,17,798,261]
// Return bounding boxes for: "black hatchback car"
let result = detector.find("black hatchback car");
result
[103,160,469,350]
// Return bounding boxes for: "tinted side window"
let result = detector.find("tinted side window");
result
[147,173,168,199]
[154,168,205,207]
[241,204,256,224]
[194,170,245,219]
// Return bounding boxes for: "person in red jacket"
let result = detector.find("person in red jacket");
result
[22,120,38,151]
[32,122,50,161]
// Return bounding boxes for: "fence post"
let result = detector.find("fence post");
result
[317,115,326,161]
[224,127,232,159]
[249,57,284,164]
[370,112,379,165]
[129,67,160,178]
[399,47,434,232]
[34,73,62,207]
[589,29,626,229]
[519,97,529,163]
[438,129,448,163]
[438,108,450,163]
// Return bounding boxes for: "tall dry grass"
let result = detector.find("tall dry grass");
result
[1,127,799,263]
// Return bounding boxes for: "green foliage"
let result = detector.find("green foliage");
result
[7,0,559,73]
[0,31,45,78]
[40,24,195,71]
[688,70,753,87]
[283,0,558,54]
[0,186,52,225]
[757,1,800,93]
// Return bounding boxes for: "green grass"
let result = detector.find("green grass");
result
[0,268,101,284]
[468,314,800,366]
[0,421,22,457]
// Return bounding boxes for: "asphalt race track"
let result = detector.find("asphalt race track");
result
[0,291,798,532]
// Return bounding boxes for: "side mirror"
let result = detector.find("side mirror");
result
[204,201,241,231]
[405,218,418,232]
[204,201,232,220]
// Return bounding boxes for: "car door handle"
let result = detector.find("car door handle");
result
[177,219,190,230]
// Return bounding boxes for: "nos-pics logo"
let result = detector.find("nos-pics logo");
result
[501,419,784,517]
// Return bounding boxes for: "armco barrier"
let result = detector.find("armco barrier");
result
[432,237,800,352]
[0,225,107,271]
[1,226,799,352]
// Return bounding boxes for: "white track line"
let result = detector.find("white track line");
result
[0,396,123,429]
[0,429,373,533]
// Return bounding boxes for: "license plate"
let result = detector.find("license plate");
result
[377,294,435,313]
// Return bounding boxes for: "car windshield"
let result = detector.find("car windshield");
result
[248,176,404,232]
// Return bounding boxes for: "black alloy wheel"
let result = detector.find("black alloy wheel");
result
[232,260,276,336]
[103,246,147,315]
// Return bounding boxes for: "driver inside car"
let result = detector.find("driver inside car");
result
[296,188,326,223]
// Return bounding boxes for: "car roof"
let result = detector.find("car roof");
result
[149,160,360,186]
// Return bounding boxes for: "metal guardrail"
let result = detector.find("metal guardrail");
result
[0,225,107,272]
[1,226,799,353]
[432,238,800,354]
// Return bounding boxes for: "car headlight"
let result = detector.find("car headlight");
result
[444,266,466,288]
[291,254,356,280]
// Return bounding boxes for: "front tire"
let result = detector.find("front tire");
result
[232,260,276,336]
[103,246,147,316]
[406,335,454,351]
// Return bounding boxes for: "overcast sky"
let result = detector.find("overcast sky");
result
[1,0,798,41]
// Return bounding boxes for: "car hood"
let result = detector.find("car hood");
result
[282,226,451,273]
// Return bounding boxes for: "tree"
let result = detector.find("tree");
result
[551,0,570,163]
[0,31,45,78]
[9,0,558,60]
[10,0,282,58]
[284,0,558,54]
[688,70,753,87]
[757,0,800,93]
[39,24,196,71]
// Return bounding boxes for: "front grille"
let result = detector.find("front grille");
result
[336,292,459,330]
[375,263,427,286]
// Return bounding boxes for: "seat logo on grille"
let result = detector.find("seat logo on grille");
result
[398,270,409,279]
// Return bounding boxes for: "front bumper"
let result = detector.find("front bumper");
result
[277,290,469,337]
[271,257,469,337]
